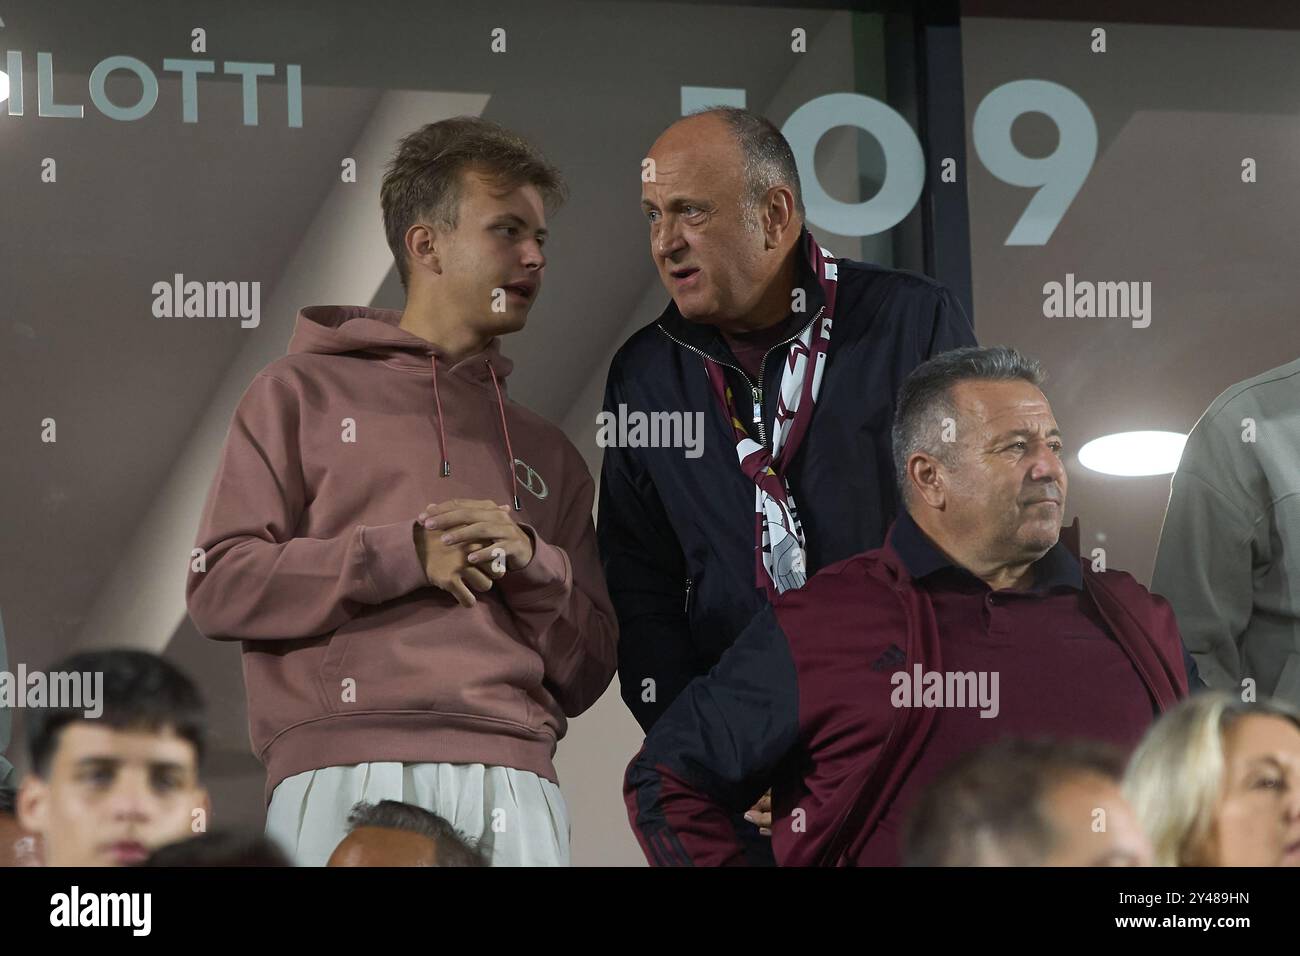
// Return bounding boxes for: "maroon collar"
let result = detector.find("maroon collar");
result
[885,511,1083,591]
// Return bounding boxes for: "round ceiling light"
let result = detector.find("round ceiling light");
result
[1078,430,1188,477]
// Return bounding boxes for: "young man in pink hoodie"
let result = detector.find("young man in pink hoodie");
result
[186,117,618,866]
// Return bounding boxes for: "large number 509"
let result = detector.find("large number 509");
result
[685,80,1097,245]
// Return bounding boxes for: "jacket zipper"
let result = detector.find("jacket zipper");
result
[753,306,824,447]
[835,714,900,866]
[657,307,822,450]
[819,576,920,866]
[684,576,693,614]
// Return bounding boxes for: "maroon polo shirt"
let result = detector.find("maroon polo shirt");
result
[863,509,1158,865]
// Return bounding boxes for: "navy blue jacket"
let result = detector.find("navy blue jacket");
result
[598,234,978,733]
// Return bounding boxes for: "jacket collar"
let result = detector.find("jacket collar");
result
[655,226,825,366]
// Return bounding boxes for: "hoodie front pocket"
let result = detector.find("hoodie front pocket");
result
[309,597,543,723]
[318,616,365,713]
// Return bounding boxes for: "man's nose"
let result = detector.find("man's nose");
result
[1029,445,1066,483]
[654,218,686,260]
[108,775,154,822]
[520,238,545,271]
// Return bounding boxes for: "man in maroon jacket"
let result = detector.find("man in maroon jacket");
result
[624,346,1189,866]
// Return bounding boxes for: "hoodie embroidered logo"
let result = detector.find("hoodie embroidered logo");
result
[514,459,548,500]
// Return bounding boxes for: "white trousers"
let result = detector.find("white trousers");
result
[265,761,570,867]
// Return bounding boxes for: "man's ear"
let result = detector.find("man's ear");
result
[908,452,947,510]
[405,222,443,278]
[761,186,797,250]
[16,776,49,835]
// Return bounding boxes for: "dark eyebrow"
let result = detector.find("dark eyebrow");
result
[148,760,192,774]
[491,213,547,238]
[75,756,121,770]
[74,756,190,773]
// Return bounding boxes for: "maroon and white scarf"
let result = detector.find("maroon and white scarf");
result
[704,231,837,596]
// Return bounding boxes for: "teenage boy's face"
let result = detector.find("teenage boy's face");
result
[18,722,208,866]
[438,170,548,337]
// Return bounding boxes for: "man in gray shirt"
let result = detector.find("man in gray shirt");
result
[1153,357,1300,705]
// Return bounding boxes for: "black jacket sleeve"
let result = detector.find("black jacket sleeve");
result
[598,359,702,733]
[624,604,801,865]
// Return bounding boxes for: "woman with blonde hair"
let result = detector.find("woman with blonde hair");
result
[1124,691,1300,866]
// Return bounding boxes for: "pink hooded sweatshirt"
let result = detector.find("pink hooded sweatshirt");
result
[186,305,618,802]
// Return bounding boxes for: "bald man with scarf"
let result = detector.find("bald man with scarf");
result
[598,107,975,862]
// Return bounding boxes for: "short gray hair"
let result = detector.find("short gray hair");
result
[891,345,1046,499]
[689,106,805,223]
[346,799,488,867]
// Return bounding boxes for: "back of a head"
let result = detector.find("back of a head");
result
[345,799,488,867]
[142,830,290,867]
[903,737,1124,867]
[25,648,206,777]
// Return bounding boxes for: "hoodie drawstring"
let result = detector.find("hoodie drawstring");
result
[430,356,451,477]
[430,354,522,512]
[486,360,522,512]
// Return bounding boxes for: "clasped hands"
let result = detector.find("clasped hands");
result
[414,499,534,608]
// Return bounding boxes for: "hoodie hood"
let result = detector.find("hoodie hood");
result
[289,305,515,383]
